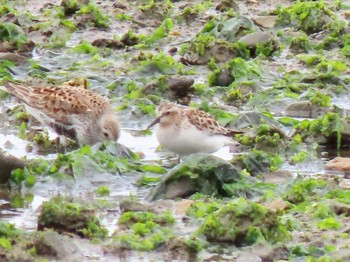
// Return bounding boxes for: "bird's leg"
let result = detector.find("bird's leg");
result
[177,154,181,164]
[56,136,66,154]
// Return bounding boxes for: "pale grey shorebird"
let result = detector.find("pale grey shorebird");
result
[147,101,243,157]
[1,80,120,145]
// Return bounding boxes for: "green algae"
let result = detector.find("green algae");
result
[38,196,108,239]
[198,197,289,245]
[186,200,221,219]
[283,178,327,205]
[95,185,110,196]
[76,3,110,28]
[302,112,344,149]
[140,18,173,45]
[113,210,175,251]
[0,222,21,252]
[275,0,336,34]
[0,22,28,48]
[135,175,161,187]
[237,149,283,175]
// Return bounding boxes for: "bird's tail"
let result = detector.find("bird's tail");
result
[0,80,31,103]
[226,129,244,136]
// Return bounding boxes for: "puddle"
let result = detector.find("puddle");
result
[0,124,239,233]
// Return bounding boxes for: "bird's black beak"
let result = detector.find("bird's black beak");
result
[147,116,161,129]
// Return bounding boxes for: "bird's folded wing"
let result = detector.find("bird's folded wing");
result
[183,107,243,136]
[2,81,109,124]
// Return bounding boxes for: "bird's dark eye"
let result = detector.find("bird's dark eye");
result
[165,111,170,115]
[103,132,109,137]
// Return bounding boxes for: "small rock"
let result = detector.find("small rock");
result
[261,169,294,184]
[34,230,79,258]
[91,38,124,49]
[120,31,139,46]
[168,47,178,55]
[216,0,239,12]
[19,40,35,55]
[236,252,262,262]
[182,40,239,65]
[167,77,194,97]
[119,198,153,213]
[210,16,259,43]
[174,199,194,215]
[232,111,290,136]
[0,150,26,184]
[327,199,350,216]
[330,249,350,261]
[325,157,350,172]
[61,0,89,16]
[214,69,234,86]
[253,16,278,28]
[242,242,275,261]
[239,31,274,49]
[148,154,243,200]
[0,52,27,64]
[345,11,350,19]
[265,198,289,212]
[284,100,331,118]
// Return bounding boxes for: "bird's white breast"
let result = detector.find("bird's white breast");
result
[155,124,231,155]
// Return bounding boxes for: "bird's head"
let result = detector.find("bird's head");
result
[147,102,180,129]
[100,114,120,142]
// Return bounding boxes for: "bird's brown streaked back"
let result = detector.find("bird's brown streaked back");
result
[1,80,120,145]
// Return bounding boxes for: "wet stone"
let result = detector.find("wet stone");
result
[200,198,288,244]
[327,199,350,216]
[231,111,290,137]
[236,252,262,262]
[261,169,294,184]
[214,69,234,86]
[241,243,274,261]
[252,16,278,28]
[167,77,194,97]
[148,154,243,200]
[120,31,139,46]
[119,197,154,213]
[325,157,350,172]
[215,0,240,12]
[0,150,26,184]
[61,0,89,16]
[283,100,332,118]
[91,38,124,49]
[183,40,240,65]
[0,52,27,64]
[210,16,259,43]
[239,31,274,49]
[330,249,350,261]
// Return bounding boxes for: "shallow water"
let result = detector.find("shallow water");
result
[0,124,237,234]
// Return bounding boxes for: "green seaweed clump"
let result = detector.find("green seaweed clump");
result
[37,196,108,239]
[297,112,344,149]
[237,148,283,176]
[113,210,175,251]
[0,23,29,49]
[76,3,110,28]
[186,201,221,219]
[198,197,289,245]
[283,178,327,205]
[61,0,88,16]
[275,1,336,34]
[208,57,260,87]
[0,222,21,252]
[289,34,311,54]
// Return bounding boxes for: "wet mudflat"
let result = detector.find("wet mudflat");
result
[1,0,350,261]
